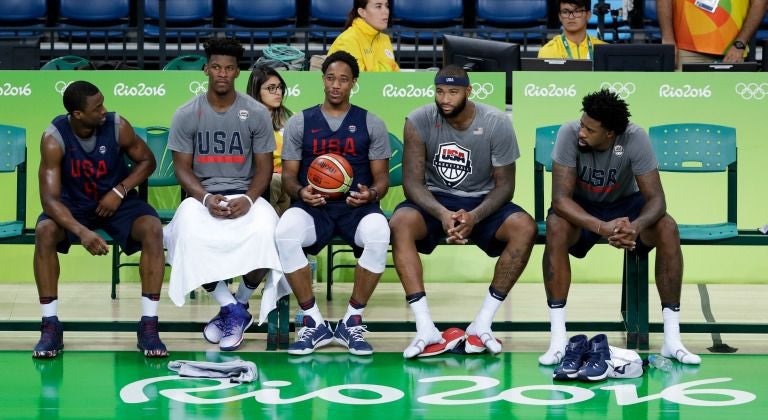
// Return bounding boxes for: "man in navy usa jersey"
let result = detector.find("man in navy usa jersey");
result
[540,89,700,370]
[33,80,166,358]
[276,51,391,356]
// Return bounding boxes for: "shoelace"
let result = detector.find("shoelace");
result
[141,321,162,345]
[583,350,604,367]
[562,344,585,365]
[346,325,369,343]
[296,326,320,343]
[221,314,247,338]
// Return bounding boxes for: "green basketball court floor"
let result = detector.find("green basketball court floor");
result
[2,351,765,419]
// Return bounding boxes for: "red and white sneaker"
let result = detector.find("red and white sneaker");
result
[418,327,465,357]
[464,334,503,354]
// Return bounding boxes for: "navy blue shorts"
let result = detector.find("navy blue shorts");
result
[556,192,652,258]
[290,200,384,258]
[394,191,526,257]
[37,193,159,255]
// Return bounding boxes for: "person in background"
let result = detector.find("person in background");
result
[657,0,767,67]
[328,0,400,72]
[247,66,293,215]
[538,0,606,60]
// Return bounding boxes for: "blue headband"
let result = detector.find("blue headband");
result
[434,75,469,86]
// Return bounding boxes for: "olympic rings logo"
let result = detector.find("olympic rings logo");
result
[54,81,74,95]
[600,82,636,99]
[470,82,494,100]
[734,82,768,100]
[188,81,208,95]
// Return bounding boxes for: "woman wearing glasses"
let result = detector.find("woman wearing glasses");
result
[247,66,293,215]
[327,0,400,72]
[538,0,605,59]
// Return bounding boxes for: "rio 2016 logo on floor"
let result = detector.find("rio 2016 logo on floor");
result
[121,375,755,407]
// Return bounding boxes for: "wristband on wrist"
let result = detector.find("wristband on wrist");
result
[112,187,124,199]
[119,183,128,196]
[243,194,254,206]
[202,193,212,207]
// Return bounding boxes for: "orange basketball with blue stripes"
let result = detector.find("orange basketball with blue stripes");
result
[307,153,353,200]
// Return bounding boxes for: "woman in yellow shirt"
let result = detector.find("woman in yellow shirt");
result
[247,66,293,215]
[328,0,400,72]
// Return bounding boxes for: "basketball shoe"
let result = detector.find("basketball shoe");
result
[219,303,254,351]
[552,334,588,380]
[204,301,249,344]
[288,316,334,355]
[137,316,168,358]
[32,316,64,359]
[576,334,610,382]
[333,315,373,356]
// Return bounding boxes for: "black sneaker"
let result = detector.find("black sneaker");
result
[577,334,611,382]
[137,316,168,358]
[32,316,64,359]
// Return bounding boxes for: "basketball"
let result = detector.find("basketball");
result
[306,153,353,200]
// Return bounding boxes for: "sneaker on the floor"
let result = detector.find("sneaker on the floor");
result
[333,315,373,356]
[419,327,465,357]
[463,334,504,354]
[553,334,589,380]
[203,300,250,344]
[32,316,64,359]
[219,303,254,351]
[137,316,168,358]
[288,317,334,355]
[576,334,610,382]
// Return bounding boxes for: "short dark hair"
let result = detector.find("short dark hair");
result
[559,0,591,10]
[203,38,244,62]
[581,89,631,135]
[63,80,100,114]
[436,64,469,81]
[322,50,360,78]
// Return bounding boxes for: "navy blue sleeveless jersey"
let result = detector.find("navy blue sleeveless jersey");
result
[299,105,372,194]
[53,112,130,210]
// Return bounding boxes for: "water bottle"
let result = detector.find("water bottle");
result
[295,309,305,327]
[647,354,673,372]
[307,255,318,289]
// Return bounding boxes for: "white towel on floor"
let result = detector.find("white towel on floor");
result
[163,195,290,324]
[167,359,258,383]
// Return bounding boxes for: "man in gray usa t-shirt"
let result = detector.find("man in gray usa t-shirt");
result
[539,89,700,372]
[390,65,538,358]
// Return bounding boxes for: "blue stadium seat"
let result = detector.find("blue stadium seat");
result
[0,0,47,38]
[225,0,296,41]
[56,0,131,39]
[476,0,548,43]
[309,0,349,41]
[143,0,214,39]
[391,0,463,42]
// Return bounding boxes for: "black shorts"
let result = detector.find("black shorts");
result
[290,200,384,258]
[37,194,159,255]
[394,191,527,257]
[556,192,652,258]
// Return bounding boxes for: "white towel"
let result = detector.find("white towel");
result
[163,195,291,324]
[167,359,258,383]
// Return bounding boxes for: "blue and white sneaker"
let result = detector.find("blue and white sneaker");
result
[553,334,588,380]
[577,334,611,382]
[219,303,253,351]
[334,316,373,356]
[288,316,334,355]
[137,316,168,358]
[204,300,249,344]
[33,316,64,359]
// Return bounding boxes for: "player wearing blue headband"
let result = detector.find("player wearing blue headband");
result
[391,65,537,358]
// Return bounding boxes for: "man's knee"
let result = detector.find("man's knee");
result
[134,216,164,252]
[389,208,424,240]
[501,212,537,243]
[35,220,62,248]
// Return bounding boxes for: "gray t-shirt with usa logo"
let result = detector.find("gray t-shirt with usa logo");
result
[407,102,519,197]
[168,93,275,193]
[552,120,657,204]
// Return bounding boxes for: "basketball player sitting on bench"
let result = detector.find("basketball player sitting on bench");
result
[275,51,391,356]
[390,65,538,358]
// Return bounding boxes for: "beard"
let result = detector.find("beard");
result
[436,97,467,119]
[577,138,593,153]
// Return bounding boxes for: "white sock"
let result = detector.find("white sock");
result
[41,300,58,318]
[212,281,237,307]
[661,307,701,364]
[538,307,568,365]
[141,296,159,317]
[234,281,256,305]
[472,290,504,332]
[304,303,324,326]
[342,304,364,323]
[409,296,436,335]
